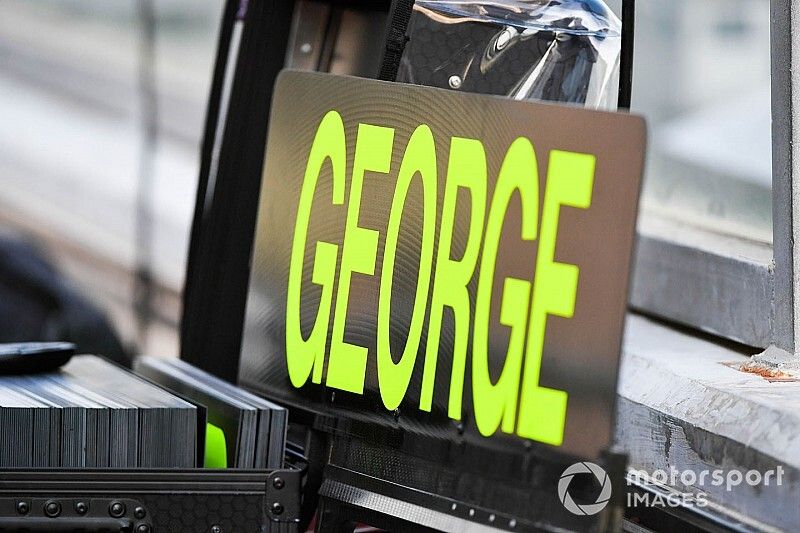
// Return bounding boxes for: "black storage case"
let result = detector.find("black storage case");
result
[0,2,308,531]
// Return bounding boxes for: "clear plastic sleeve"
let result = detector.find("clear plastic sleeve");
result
[398,0,622,109]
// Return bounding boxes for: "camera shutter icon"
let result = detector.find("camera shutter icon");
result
[558,462,612,516]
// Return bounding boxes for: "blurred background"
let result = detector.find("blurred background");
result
[0,0,222,358]
[0,0,771,358]
[633,0,771,244]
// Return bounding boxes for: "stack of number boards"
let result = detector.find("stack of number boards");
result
[134,356,287,469]
[0,354,301,533]
[0,355,197,468]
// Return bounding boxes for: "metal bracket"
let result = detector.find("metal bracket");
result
[266,468,302,524]
[0,496,150,532]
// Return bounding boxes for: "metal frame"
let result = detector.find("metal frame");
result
[630,214,773,348]
[0,467,304,531]
[628,0,790,354]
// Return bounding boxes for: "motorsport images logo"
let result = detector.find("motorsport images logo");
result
[558,463,785,516]
[558,462,612,516]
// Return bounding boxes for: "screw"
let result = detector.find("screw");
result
[44,500,62,518]
[136,525,151,533]
[496,29,513,50]
[16,501,29,515]
[448,75,462,90]
[271,502,284,515]
[211,526,221,533]
[272,477,285,490]
[109,501,126,518]
[134,506,146,519]
[75,501,88,515]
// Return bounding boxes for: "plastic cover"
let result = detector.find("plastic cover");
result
[398,0,622,109]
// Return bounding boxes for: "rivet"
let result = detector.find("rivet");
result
[75,501,89,515]
[109,501,126,518]
[44,500,62,518]
[134,506,146,519]
[271,502,284,515]
[16,501,29,515]
[272,477,285,490]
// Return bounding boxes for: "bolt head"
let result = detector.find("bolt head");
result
[496,29,513,49]
[44,500,62,518]
[271,502,284,515]
[16,501,29,515]
[109,501,126,518]
[75,501,88,515]
[272,476,285,490]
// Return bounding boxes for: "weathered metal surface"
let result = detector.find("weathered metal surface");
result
[630,214,773,348]
[617,315,800,531]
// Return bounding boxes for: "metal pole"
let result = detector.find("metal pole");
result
[769,0,797,355]
[618,0,635,110]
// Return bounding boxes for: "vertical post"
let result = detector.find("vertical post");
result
[771,0,798,355]
[618,0,635,110]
